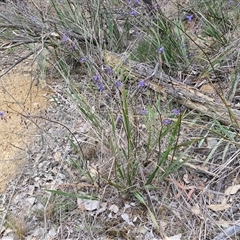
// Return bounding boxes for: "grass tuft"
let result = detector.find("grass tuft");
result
[1,0,240,238]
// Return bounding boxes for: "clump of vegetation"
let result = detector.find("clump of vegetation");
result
[5,214,27,240]
[0,0,240,239]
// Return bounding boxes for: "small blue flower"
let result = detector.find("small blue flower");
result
[163,119,172,125]
[0,111,4,117]
[155,4,161,10]
[157,47,164,53]
[98,84,104,91]
[138,80,145,87]
[135,0,139,3]
[116,81,122,88]
[172,109,180,115]
[61,34,69,42]
[94,81,104,91]
[117,115,123,123]
[30,16,37,22]
[141,109,147,115]
[80,58,86,63]
[186,14,194,21]
[105,66,113,75]
[130,10,137,16]
[93,75,100,81]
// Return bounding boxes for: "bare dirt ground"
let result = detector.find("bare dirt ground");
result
[0,60,52,192]
[0,49,83,239]
[0,1,240,240]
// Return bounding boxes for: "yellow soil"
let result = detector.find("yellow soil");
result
[0,69,52,192]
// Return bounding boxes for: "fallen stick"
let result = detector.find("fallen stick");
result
[104,51,240,128]
[212,220,240,240]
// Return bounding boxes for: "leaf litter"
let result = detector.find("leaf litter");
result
[0,1,240,239]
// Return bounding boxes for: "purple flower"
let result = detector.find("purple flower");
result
[0,111,4,117]
[138,80,145,87]
[61,34,69,42]
[116,81,122,88]
[129,0,139,3]
[141,109,147,115]
[93,75,104,90]
[117,115,123,123]
[157,47,164,53]
[130,10,137,16]
[172,109,180,115]
[93,75,100,81]
[30,16,37,22]
[186,14,194,21]
[98,84,104,91]
[94,81,104,91]
[105,66,113,75]
[155,4,161,10]
[80,58,86,63]
[163,119,172,125]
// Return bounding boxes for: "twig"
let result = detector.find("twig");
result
[144,61,160,81]
[184,162,219,178]
[212,221,240,240]
[104,51,240,128]
[0,46,42,78]
[0,40,39,50]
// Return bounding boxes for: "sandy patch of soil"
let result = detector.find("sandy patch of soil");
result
[0,66,52,192]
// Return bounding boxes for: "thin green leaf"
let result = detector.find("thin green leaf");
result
[46,189,97,200]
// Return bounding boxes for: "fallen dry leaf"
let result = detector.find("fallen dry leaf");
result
[191,204,201,215]
[96,202,107,216]
[159,221,168,231]
[121,213,134,226]
[206,137,219,148]
[77,199,100,211]
[207,204,231,212]
[183,173,191,184]
[216,220,231,228]
[53,151,62,161]
[109,204,119,214]
[225,185,240,195]
[200,84,215,94]
[164,233,182,240]
[137,225,150,234]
